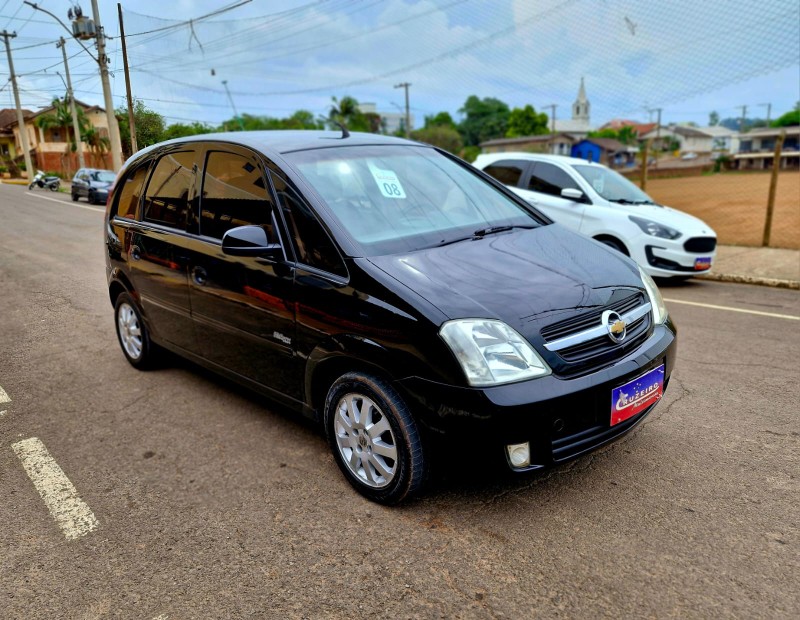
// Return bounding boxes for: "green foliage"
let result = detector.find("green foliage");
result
[461,145,481,163]
[410,125,463,154]
[709,111,720,126]
[116,99,166,155]
[327,95,379,133]
[282,110,324,130]
[36,98,84,153]
[424,112,457,130]
[458,96,510,147]
[162,122,214,141]
[771,109,800,128]
[505,105,549,138]
[587,126,638,145]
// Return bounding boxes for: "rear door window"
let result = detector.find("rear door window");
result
[114,164,150,220]
[142,151,196,228]
[199,150,276,241]
[527,162,580,196]
[482,160,528,187]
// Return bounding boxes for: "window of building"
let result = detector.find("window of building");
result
[527,162,580,196]
[142,151,196,228]
[271,173,346,277]
[199,150,275,241]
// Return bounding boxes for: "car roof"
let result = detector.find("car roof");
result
[475,152,603,168]
[129,130,423,165]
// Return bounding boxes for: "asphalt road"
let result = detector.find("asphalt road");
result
[1,183,798,619]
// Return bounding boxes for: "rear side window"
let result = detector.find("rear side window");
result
[142,151,196,228]
[271,173,346,277]
[200,151,275,240]
[483,161,526,186]
[527,162,579,196]
[114,164,149,220]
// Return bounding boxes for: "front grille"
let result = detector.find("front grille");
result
[540,291,652,376]
[683,237,716,253]
[540,291,642,341]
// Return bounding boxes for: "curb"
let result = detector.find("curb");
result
[698,272,800,290]
[0,179,30,186]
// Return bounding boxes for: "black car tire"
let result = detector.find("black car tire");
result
[71,190,79,202]
[114,292,159,369]
[324,372,426,505]
[87,190,95,205]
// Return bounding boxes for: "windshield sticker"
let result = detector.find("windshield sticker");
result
[368,163,406,199]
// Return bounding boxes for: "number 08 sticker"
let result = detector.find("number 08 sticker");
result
[368,163,406,199]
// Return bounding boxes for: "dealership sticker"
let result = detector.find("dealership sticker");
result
[368,163,406,199]
[611,364,664,426]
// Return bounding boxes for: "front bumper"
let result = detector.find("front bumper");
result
[398,322,677,471]
[633,240,717,278]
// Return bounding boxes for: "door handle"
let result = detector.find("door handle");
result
[192,266,208,286]
[130,245,141,261]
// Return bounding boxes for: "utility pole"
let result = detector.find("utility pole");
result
[544,104,557,154]
[57,37,85,170]
[394,82,411,138]
[1,30,34,178]
[650,107,662,168]
[737,105,748,134]
[117,3,136,154]
[90,0,123,170]
[759,102,771,126]
[222,80,244,130]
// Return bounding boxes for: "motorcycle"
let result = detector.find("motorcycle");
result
[28,171,61,192]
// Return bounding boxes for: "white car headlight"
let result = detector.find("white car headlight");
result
[629,215,682,240]
[439,319,551,387]
[639,266,668,324]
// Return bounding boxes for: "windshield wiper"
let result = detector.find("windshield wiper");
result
[473,224,535,237]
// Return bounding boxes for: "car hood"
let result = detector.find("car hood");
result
[367,224,643,332]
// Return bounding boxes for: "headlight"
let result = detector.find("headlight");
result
[639,266,668,324]
[629,215,681,240]
[439,319,551,386]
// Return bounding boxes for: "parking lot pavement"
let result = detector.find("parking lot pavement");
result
[1,182,798,618]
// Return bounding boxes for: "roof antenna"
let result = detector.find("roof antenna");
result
[333,121,350,139]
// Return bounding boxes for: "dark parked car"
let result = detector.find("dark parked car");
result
[104,131,676,504]
[72,168,116,204]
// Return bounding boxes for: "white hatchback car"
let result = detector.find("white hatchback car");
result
[474,153,717,279]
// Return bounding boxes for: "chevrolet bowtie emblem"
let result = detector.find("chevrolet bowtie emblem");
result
[602,310,627,343]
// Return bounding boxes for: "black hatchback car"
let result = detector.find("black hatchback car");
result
[72,167,116,204]
[104,131,676,504]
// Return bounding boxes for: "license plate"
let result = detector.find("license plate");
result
[611,365,664,426]
[694,256,712,270]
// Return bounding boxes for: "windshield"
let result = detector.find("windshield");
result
[91,170,116,183]
[573,165,658,204]
[286,145,542,255]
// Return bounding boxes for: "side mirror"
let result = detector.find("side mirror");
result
[561,188,585,202]
[222,225,282,258]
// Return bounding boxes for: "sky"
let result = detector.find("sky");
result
[2,0,799,130]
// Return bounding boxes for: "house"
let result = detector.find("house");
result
[639,124,738,155]
[480,133,576,156]
[571,137,636,167]
[0,108,33,163]
[735,126,800,170]
[2,99,112,175]
[358,102,414,135]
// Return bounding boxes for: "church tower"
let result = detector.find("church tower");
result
[572,77,590,123]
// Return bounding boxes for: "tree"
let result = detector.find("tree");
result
[116,99,165,156]
[328,95,362,130]
[410,125,463,154]
[458,96,510,147]
[37,98,80,153]
[424,111,457,130]
[282,110,323,130]
[162,122,214,141]
[771,105,800,127]
[80,123,110,168]
[506,105,549,138]
[709,110,720,126]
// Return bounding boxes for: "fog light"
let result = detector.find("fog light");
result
[506,442,530,468]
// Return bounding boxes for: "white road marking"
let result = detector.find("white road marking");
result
[26,191,105,213]
[0,385,9,403]
[11,437,99,540]
[664,298,800,321]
